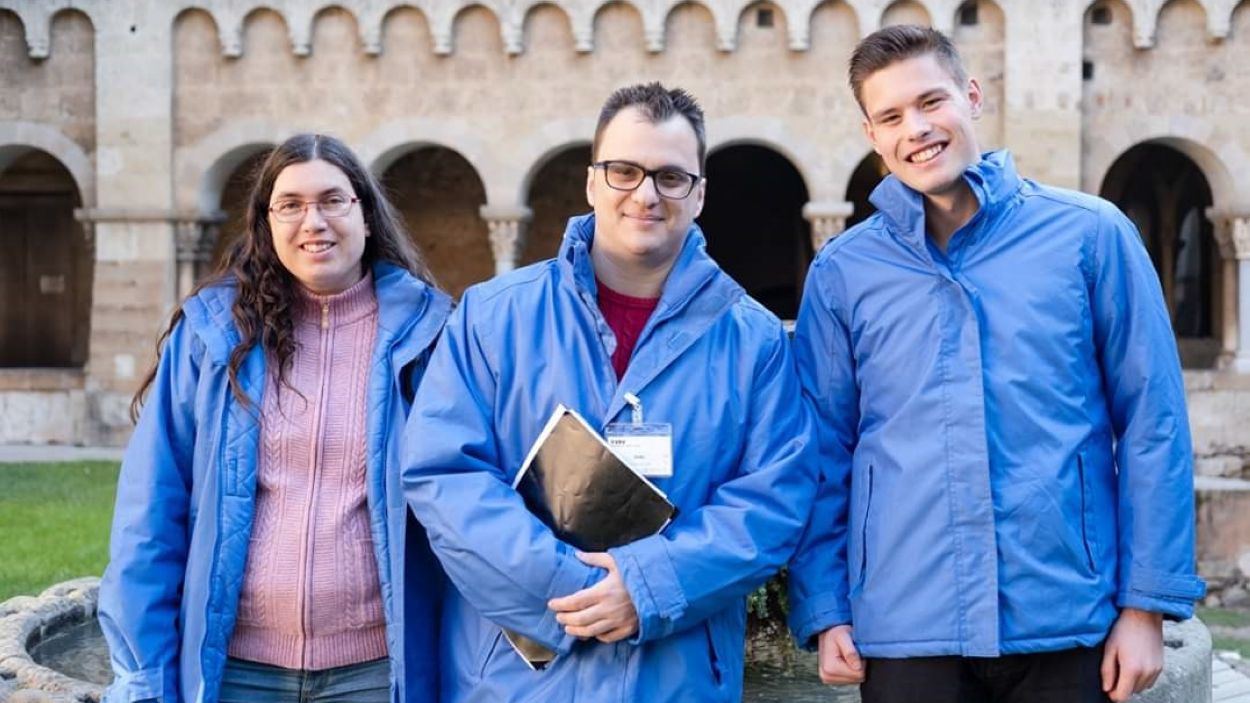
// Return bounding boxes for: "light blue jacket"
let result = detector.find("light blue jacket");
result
[402,214,818,702]
[787,151,1205,658]
[99,263,451,703]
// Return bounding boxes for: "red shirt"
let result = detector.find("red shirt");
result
[597,279,660,379]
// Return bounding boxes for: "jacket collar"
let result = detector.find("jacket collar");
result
[188,261,449,370]
[556,213,723,319]
[869,149,1022,249]
[556,213,742,423]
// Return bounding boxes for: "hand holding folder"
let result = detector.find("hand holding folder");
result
[505,404,677,669]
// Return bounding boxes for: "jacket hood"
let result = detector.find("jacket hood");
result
[556,213,727,321]
[869,149,1023,249]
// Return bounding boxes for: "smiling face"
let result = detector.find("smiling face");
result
[268,158,369,295]
[586,106,706,271]
[860,53,983,206]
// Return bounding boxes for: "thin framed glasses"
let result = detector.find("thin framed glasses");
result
[592,160,702,200]
[268,193,360,223]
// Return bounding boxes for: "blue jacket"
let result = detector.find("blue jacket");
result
[787,151,1205,658]
[98,263,451,703]
[402,214,818,702]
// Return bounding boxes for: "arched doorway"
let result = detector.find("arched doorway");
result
[212,148,272,269]
[845,152,888,229]
[1100,142,1217,367]
[0,149,91,367]
[381,146,492,297]
[697,144,810,319]
[522,144,592,266]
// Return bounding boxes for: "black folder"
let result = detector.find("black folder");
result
[503,404,677,669]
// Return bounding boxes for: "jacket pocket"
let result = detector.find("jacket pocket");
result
[1077,453,1097,572]
[850,465,874,592]
[703,620,724,688]
[477,629,504,680]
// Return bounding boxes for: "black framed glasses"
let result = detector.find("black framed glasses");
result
[268,194,360,223]
[592,160,702,200]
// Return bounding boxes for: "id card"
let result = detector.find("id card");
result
[605,422,673,478]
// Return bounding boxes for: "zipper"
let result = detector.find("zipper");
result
[859,465,873,584]
[1077,454,1096,572]
[296,303,334,666]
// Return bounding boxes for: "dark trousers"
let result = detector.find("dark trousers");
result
[860,645,1111,703]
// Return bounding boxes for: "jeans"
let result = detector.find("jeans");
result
[860,644,1111,703]
[219,656,391,703]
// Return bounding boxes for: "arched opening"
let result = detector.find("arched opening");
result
[0,149,91,367]
[522,144,592,266]
[212,148,272,269]
[845,152,888,229]
[1100,142,1218,368]
[381,146,492,297]
[881,0,932,27]
[697,144,810,319]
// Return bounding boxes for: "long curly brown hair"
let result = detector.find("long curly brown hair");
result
[130,133,436,421]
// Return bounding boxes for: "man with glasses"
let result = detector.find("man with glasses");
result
[402,82,817,701]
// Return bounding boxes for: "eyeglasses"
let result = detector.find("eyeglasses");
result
[268,194,360,223]
[592,160,702,200]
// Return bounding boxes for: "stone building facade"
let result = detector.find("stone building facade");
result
[2,0,1249,479]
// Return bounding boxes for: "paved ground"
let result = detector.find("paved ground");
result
[1215,655,1250,702]
[0,444,123,463]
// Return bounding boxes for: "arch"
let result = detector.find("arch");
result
[520,1,578,50]
[501,117,598,206]
[361,3,429,54]
[591,0,649,51]
[843,151,888,228]
[0,148,92,368]
[0,121,94,206]
[211,149,273,266]
[304,3,363,56]
[522,142,593,265]
[705,117,823,199]
[179,120,294,213]
[735,0,793,50]
[438,2,508,54]
[1099,142,1219,366]
[1085,132,1243,214]
[238,5,292,56]
[381,145,492,297]
[661,0,735,50]
[358,117,500,198]
[880,0,933,27]
[698,144,812,319]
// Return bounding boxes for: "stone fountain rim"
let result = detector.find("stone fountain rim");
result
[0,576,104,702]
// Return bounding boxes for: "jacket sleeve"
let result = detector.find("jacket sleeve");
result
[784,261,857,648]
[1089,203,1206,618]
[401,291,601,653]
[608,321,820,643]
[98,318,200,703]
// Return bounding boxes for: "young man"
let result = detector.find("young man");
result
[787,25,1205,703]
[402,83,817,702]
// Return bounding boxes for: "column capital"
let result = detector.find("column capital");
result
[802,200,855,252]
[481,205,533,276]
[1208,209,1250,260]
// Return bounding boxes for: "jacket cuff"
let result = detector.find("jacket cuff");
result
[546,547,602,601]
[103,666,174,703]
[1117,567,1206,620]
[611,536,687,643]
[787,591,852,650]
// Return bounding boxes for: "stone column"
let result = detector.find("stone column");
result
[174,215,222,298]
[802,201,855,252]
[1210,211,1240,370]
[1230,216,1250,373]
[481,204,533,276]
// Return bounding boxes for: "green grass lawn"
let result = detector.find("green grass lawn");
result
[0,461,119,600]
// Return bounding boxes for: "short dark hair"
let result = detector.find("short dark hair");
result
[593,82,707,168]
[848,25,968,113]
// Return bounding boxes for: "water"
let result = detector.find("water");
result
[29,618,113,685]
[29,620,859,701]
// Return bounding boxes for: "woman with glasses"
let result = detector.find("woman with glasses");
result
[99,133,450,703]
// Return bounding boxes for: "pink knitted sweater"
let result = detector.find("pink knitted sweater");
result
[228,273,387,670]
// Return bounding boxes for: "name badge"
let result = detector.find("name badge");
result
[605,422,673,478]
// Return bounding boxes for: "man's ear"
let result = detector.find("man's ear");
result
[585,165,596,207]
[967,77,984,120]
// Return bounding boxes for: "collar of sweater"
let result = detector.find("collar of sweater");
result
[293,271,378,329]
